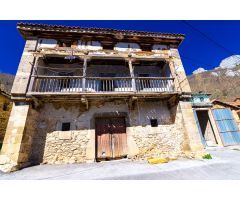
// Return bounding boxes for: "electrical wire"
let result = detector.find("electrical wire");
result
[182,20,235,56]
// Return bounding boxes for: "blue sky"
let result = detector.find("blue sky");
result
[0,20,240,75]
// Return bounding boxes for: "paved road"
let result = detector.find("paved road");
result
[0,148,240,180]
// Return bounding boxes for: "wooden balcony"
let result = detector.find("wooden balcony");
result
[27,76,175,98]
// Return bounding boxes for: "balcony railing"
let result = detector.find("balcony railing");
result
[29,76,174,94]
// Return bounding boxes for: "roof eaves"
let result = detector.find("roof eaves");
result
[17,22,185,40]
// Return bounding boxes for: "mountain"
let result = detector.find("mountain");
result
[0,73,15,93]
[188,55,240,101]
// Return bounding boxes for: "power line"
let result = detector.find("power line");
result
[182,20,235,56]
[180,54,213,67]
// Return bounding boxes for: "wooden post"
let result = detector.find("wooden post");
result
[128,59,136,92]
[27,55,39,93]
[82,57,87,92]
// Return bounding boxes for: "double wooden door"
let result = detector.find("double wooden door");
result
[95,117,127,161]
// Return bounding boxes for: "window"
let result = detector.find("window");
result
[114,42,141,51]
[38,38,57,49]
[152,44,168,51]
[2,102,8,111]
[78,40,102,50]
[200,97,204,102]
[150,119,158,127]
[58,40,76,47]
[62,122,71,131]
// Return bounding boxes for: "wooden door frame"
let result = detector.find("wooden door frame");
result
[93,112,129,161]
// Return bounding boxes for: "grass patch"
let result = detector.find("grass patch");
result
[202,154,212,159]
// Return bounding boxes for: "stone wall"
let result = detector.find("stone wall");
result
[127,101,186,159]
[0,103,31,172]
[25,99,191,165]
[169,48,192,93]
[0,97,205,172]
[43,131,90,164]
[28,100,129,164]
[11,39,37,96]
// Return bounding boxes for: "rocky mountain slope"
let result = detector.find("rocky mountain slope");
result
[188,55,240,101]
[0,73,15,93]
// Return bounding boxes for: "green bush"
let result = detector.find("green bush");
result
[202,154,212,159]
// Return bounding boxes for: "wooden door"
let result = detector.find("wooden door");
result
[95,117,127,161]
[111,117,127,159]
[95,118,112,160]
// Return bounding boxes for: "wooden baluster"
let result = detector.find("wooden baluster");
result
[49,78,52,92]
[41,78,43,92]
[72,78,74,92]
[40,78,43,92]
[164,80,166,92]
[160,79,163,92]
[54,78,57,92]
[167,79,170,92]
[59,79,61,92]
[158,79,161,92]
[68,78,71,92]
[103,80,105,92]
[120,79,122,92]
[34,78,37,92]
[42,78,45,92]
[154,79,157,92]
[152,79,155,92]
[48,78,50,92]
[50,78,53,92]
[44,78,47,92]
[79,78,81,92]
[111,80,114,91]
[82,57,87,92]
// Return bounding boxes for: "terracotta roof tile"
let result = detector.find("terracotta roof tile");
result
[17,22,185,40]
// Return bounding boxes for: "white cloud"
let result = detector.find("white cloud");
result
[211,72,219,76]
[225,69,236,77]
[192,67,207,74]
[217,55,240,69]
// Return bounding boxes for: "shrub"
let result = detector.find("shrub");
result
[202,154,212,159]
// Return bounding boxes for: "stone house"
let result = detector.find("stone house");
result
[0,87,12,150]
[0,23,205,172]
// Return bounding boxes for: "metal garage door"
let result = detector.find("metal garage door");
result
[212,108,240,146]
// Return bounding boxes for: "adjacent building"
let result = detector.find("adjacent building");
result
[0,87,12,150]
[0,23,205,172]
[192,93,240,148]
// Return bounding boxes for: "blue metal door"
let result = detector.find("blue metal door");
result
[193,110,207,147]
[212,108,240,146]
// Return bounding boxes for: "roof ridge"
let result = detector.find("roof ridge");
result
[17,22,185,37]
